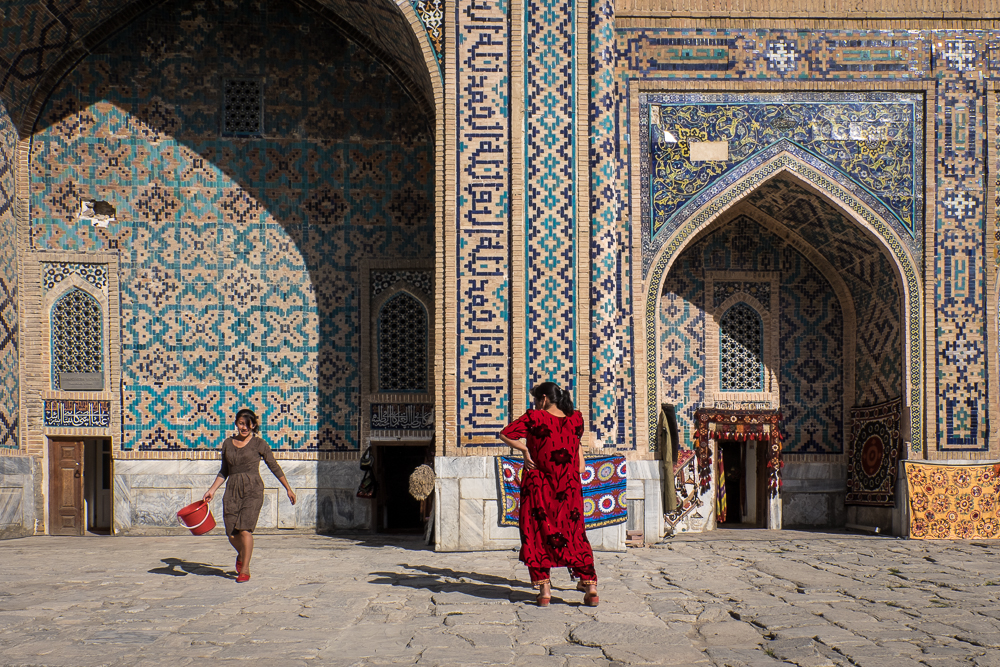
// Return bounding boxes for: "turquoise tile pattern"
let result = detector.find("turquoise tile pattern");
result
[29,0,434,451]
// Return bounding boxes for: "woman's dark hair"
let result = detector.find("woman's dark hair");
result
[532,382,575,415]
[234,408,260,434]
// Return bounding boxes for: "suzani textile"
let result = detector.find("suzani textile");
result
[846,398,903,507]
[904,462,1000,540]
[496,455,627,529]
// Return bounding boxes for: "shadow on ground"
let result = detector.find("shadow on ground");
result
[148,558,234,578]
[368,563,536,602]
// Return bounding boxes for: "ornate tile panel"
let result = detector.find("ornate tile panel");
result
[643,91,924,270]
[588,0,631,447]
[454,0,512,446]
[525,0,577,398]
[933,37,990,452]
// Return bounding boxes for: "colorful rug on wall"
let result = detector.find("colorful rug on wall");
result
[496,455,627,529]
[846,397,903,506]
[904,461,1000,539]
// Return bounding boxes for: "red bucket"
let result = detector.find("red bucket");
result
[177,500,216,535]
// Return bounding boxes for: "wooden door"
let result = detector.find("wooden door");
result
[49,440,84,536]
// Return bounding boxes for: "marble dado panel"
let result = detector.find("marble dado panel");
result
[112,459,370,535]
[0,456,36,538]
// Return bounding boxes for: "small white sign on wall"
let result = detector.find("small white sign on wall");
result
[689,141,729,162]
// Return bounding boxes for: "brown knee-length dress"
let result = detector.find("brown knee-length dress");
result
[219,436,285,534]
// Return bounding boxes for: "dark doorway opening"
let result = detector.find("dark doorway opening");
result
[717,439,767,528]
[84,439,112,533]
[375,443,431,532]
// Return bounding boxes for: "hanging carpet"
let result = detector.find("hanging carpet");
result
[904,461,1000,540]
[846,397,903,507]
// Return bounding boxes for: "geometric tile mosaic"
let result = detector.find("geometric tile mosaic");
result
[525,0,577,402]
[29,0,434,451]
[587,0,630,448]
[42,263,108,293]
[0,107,17,449]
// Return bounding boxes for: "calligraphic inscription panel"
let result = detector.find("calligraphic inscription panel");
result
[370,403,434,430]
[44,400,111,429]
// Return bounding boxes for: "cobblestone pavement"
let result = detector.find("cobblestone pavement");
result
[0,530,998,667]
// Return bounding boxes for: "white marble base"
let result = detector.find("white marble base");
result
[113,459,372,535]
[0,455,36,539]
[434,456,626,552]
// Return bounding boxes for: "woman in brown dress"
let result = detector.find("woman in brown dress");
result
[203,409,296,583]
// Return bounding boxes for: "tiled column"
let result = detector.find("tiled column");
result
[524,0,578,399]
[452,0,513,447]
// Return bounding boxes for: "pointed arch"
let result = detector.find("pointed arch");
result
[636,150,922,455]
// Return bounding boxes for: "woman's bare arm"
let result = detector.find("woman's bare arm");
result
[500,433,536,470]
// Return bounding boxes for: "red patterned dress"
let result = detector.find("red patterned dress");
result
[500,409,597,585]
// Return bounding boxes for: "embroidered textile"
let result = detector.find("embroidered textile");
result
[497,454,627,530]
[905,461,1000,540]
[693,409,784,497]
[846,397,903,506]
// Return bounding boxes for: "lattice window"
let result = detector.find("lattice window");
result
[51,288,103,391]
[719,303,763,392]
[223,79,262,135]
[377,293,427,393]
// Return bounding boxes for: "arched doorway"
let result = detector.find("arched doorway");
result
[20,0,444,535]
[650,169,914,531]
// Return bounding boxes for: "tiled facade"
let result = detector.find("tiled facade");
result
[29,0,435,452]
[0,2,999,541]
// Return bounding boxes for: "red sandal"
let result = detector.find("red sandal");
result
[236,571,250,583]
[576,581,599,607]
[235,558,242,573]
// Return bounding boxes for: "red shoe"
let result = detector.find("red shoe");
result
[236,571,250,583]
[235,558,242,573]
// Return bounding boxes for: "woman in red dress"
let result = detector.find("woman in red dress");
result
[499,382,599,607]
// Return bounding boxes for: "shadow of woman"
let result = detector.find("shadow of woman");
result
[148,557,233,579]
[367,563,538,603]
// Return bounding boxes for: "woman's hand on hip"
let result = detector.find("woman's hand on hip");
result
[524,453,537,471]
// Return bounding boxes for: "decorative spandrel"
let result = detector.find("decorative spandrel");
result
[719,303,763,392]
[644,92,923,249]
[377,292,428,393]
[51,288,103,391]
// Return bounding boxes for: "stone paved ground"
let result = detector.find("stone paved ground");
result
[0,530,999,667]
